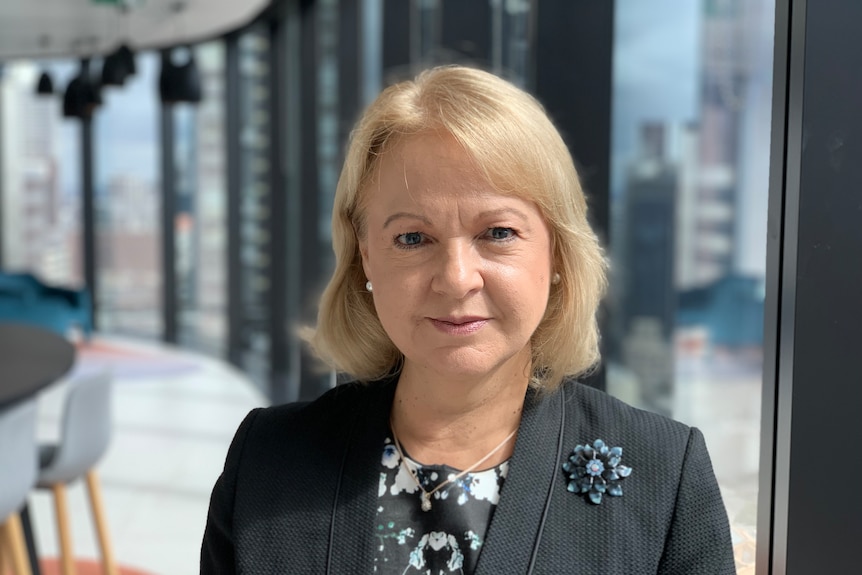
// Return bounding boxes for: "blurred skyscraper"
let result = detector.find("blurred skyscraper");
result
[619,0,772,333]
[686,0,772,288]
[613,0,773,413]
[624,122,676,339]
[621,122,677,414]
[97,174,161,335]
[0,63,75,284]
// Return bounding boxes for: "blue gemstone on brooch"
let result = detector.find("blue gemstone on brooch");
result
[562,439,632,504]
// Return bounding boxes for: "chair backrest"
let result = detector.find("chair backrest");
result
[38,371,113,486]
[0,398,38,520]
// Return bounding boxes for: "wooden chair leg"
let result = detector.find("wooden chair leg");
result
[0,520,9,575]
[51,484,77,575]
[3,515,33,575]
[84,471,118,575]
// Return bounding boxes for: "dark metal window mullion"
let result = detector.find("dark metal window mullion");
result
[225,33,243,367]
[160,48,178,344]
[761,0,862,571]
[81,59,98,331]
[756,0,795,571]
[268,13,291,403]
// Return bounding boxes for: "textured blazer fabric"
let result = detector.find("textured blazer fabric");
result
[200,377,736,574]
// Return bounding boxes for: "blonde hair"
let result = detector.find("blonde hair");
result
[305,65,607,391]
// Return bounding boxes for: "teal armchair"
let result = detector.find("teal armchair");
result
[0,272,92,339]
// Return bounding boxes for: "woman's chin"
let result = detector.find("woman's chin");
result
[404,347,528,383]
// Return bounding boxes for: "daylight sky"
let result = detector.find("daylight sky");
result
[612,0,701,194]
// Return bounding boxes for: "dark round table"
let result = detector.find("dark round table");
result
[0,322,76,409]
[0,322,76,575]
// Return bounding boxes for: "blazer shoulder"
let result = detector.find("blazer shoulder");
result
[562,379,694,448]
[248,377,394,437]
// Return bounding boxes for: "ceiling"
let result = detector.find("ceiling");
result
[0,0,271,61]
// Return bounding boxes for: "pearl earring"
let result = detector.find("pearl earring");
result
[552,273,561,285]
[366,281,373,292]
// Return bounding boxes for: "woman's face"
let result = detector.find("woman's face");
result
[359,133,555,381]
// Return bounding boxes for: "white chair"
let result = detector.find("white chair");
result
[0,399,38,575]
[36,371,118,575]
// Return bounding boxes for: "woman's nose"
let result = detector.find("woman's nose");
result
[430,241,484,299]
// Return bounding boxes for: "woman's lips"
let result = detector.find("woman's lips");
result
[428,317,488,335]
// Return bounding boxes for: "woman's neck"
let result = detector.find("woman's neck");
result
[389,359,530,470]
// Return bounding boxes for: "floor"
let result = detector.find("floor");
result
[28,336,267,575]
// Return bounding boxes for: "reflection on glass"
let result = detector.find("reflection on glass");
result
[411,0,440,65]
[317,0,339,272]
[95,52,162,339]
[404,0,532,85]
[176,42,228,358]
[0,61,82,288]
[490,0,531,87]
[610,1,773,572]
[237,25,272,391]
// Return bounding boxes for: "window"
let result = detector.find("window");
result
[95,52,162,338]
[0,60,82,288]
[175,41,228,357]
[610,1,774,570]
[235,24,273,390]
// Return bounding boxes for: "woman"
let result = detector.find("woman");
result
[201,65,735,574]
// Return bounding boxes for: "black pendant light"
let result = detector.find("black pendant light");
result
[100,2,138,88]
[159,47,201,104]
[64,59,102,119]
[101,51,126,86]
[101,43,137,87]
[35,35,54,96]
[36,71,54,95]
[116,44,137,77]
[63,76,88,118]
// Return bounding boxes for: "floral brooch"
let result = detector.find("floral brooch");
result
[562,439,632,504]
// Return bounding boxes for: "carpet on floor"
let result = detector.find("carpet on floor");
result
[73,339,201,379]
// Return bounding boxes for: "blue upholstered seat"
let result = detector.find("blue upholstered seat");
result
[0,272,92,339]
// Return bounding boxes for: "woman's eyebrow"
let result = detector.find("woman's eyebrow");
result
[383,212,432,229]
[383,207,531,229]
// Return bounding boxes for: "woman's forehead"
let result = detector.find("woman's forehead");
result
[380,136,484,189]
[354,130,553,224]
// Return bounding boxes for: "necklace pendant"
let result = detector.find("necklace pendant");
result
[420,492,432,512]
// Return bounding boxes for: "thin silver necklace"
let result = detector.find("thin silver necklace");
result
[389,421,517,512]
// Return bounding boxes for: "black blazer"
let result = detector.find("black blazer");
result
[201,377,735,574]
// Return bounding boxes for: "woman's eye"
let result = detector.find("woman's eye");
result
[487,227,515,240]
[395,232,424,247]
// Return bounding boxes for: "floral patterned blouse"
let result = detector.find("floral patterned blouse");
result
[373,437,509,575]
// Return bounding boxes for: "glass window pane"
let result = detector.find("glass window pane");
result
[1,60,82,288]
[316,0,339,273]
[95,52,162,339]
[236,25,272,391]
[610,1,773,571]
[175,41,228,358]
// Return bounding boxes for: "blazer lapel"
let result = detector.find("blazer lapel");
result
[327,378,397,574]
[475,386,565,575]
